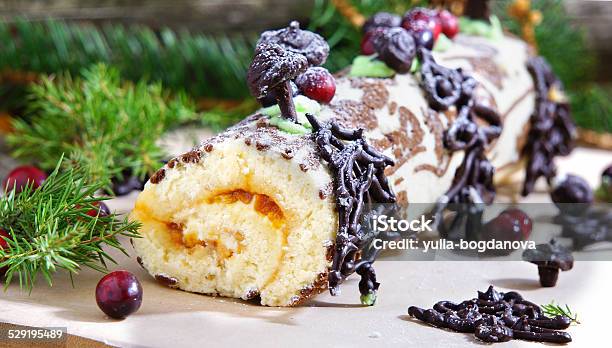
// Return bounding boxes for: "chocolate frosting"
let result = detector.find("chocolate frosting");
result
[421,47,502,239]
[306,113,396,302]
[521,57,576,196]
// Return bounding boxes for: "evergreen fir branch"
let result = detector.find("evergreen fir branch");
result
[0,159,141,291]
[6,64,198,184]
[0,18,256,99]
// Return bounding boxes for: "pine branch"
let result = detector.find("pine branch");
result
[6,64,200,184]
[0,159,141,291]
[0,18,256,100]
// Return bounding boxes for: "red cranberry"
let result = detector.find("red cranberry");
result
[482,213,523,243]
[86,201,111,218]
[360,27,387,55]
[0,228,9,277]
[3,166,47,194]
[500,209,533,240]
[401,8,441,40]
[437,10,459,39]
[0,228,9,250]
[96,270,143,319]
[295,67,336,104]
[411,27,435,50]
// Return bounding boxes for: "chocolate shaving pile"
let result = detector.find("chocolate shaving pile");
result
[419,48,502,239]
[521,56,576,196]
[305,113,396,303]
[408,286,572,344]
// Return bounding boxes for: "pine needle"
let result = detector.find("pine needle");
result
[0,158,141,292]
[6,63,199,185]
[0,18,256,99]
[541,301,581,324]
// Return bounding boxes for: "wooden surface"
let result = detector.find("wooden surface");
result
[0,0,313,33]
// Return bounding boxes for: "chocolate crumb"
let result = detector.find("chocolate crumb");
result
[150,168,166,184]
[388,101,397,115]
[136,256,145,269]
[181,151,201,164]
[256,141,271,151]
[204,143,214,152]
[299,163,309,172]
[155,274,179,288]
[167,159,178,169]
[244,288,260,300]
[281,148,295,159]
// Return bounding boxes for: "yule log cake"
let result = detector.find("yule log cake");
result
[130,7,574,306]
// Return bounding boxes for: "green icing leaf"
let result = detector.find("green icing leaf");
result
[260,95,319,126]
[267,116,310,135]
[459,15,503,41]
[260,95,319,134]
[349,55,396,78]
[360,292,378,306]
[410,58,420,73]
[434,33,453,52]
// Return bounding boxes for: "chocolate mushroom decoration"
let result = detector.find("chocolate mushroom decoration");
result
[557,208,612,250]
[363,12,402,34]
[408,286,572,343]
[373,27,416,74]
[550,174,593,216]
[306,113,396,305]
[247,44,308,123]
[523,239,574,287]
[258,21,330,67]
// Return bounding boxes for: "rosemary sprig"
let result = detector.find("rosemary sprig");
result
[0,159,141,291]
[542,301,581,324]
